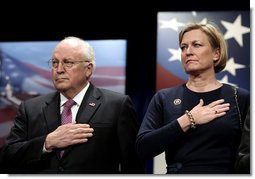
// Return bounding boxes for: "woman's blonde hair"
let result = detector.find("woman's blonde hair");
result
[179,23,228,73]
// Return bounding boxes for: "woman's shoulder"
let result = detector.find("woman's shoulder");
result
[222,83,250,110]
[153,84,185,102]
[157,84,185,95]
[222,83,249,96]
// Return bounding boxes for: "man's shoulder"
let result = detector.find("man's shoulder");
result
[89,83,127,99]
[23,91,58,104]
[97,87,126,98]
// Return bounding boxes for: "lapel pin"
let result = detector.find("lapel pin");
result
[89,102,96,107]
[173,99,181,105]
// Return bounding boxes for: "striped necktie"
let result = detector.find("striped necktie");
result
[61,99,75,125]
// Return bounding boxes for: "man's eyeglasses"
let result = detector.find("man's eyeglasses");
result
[48,59,90,69]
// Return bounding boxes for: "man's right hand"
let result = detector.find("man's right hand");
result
[45,123,94,151]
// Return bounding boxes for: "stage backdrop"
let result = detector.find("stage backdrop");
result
[0,40,127,147]
[155,11,250,174]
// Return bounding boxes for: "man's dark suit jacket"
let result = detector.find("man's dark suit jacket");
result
[0,83,144,174]
[235,107,250,174]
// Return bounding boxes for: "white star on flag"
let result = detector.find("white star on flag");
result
[168,48,181,62]
[221,14,250,47]
[223,57,246,76]
[159,18,185,31]
[199,18,208,24]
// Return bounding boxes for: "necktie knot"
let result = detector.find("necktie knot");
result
[64,99,76,109]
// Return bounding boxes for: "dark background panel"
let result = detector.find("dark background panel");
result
[0,0,250,174]
[0,1,249,122]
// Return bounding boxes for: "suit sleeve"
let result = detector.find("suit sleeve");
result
[235,107,250,174]
[1,101,48,172]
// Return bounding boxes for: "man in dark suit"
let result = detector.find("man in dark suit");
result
[0,37,144,174]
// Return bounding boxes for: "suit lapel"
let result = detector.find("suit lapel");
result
[43,92,61,133]
[63,84,101,157]
[42,93,62,159]
[76,84,101,124]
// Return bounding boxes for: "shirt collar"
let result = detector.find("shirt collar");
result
[60,82,90,107]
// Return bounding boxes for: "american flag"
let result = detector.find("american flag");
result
[156,11,250,91]
[0,40,127,147]
[154,11,250,174]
